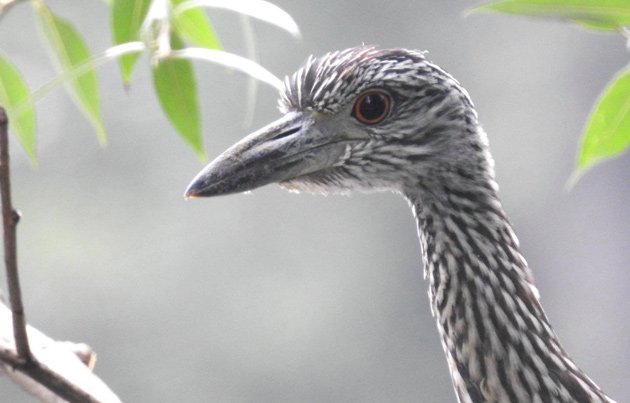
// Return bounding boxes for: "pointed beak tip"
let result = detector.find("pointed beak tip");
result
[182,111,316,201]
[184,177,219,199]
[184,181,203,199]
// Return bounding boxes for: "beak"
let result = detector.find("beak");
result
[184,111,351,198]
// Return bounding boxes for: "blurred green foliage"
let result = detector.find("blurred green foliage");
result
[0,0,298,161]
[476,0,630,177]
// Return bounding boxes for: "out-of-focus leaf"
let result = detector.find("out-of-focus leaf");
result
[575,20,621,31]
[473,0,630,31]
[170,47,282,90]
[0,54,37,162]
[577,66,630,174]
[152,33,205,160]
[111,0,152,84]
[171,0,221,49]
[36,4,106,144]
[30,42,146,107]
[173,0,300,38]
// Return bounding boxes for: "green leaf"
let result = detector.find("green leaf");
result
[152,33,205,160]
[0,54,37,162]
[171,0,221,49]
[111,0,152,84]
[473,0,630,31]
[576,66,630,174]
[36,4,106,144]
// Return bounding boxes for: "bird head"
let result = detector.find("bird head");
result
[185,46,491,199]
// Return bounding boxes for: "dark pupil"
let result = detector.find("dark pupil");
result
[360,94,386,120]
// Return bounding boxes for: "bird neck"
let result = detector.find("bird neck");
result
[406,176,612,402]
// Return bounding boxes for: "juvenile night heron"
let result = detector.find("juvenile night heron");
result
[185,47,616,402]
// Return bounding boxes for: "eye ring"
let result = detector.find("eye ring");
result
[352,90,392,125]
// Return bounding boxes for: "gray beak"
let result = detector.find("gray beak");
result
[184,111,349,198]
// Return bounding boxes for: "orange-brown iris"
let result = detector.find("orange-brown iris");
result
[352,90,392,125]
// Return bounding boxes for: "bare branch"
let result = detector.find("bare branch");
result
[0,107,31,361]
[0,108,121,402]
[0,300,121,402]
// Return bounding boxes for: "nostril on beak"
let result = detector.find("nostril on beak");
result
[269,126,300,141]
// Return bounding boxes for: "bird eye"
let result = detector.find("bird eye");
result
[352,90,392,125]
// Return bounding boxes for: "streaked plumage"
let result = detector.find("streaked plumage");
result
[186,46,616,402]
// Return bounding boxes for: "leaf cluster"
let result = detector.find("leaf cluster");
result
[0,0,299,162]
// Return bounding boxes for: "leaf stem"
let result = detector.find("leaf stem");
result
[172,0,301,38]
[0,107,31,362]
[168,47,282,90]
[8,41,146,117]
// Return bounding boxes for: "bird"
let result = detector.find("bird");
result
[185,46,616,403]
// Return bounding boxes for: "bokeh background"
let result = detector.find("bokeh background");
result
[1,1,629,402]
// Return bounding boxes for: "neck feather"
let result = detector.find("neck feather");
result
[406,169,612,403]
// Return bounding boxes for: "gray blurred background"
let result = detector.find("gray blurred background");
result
[1,1,629,402]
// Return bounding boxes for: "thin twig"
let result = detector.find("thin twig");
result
[0,108,109,402]
[0,107,31,361]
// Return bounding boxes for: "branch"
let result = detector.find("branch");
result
[0,107,30,360]
[0,300,122,402]
[0,108,121,402]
